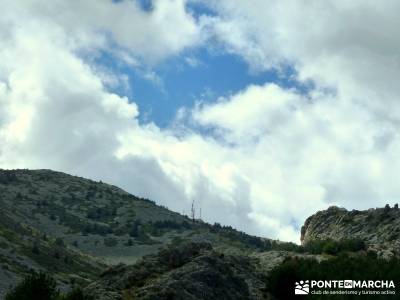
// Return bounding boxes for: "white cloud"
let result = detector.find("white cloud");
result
[205,0,400,111]
[4,0,204,62]
[193,84,305,142]
[2,0,400,243]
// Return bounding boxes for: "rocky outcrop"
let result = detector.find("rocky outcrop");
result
[301,205,400,258]
[85,242,269,300]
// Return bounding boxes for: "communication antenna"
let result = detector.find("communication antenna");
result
[191,199,195,221]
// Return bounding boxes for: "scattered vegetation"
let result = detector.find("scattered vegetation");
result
[103,237,118,247]
[304,238,366,255]
[209,222,270,250]
[263,238,366,255]
[0,171,18,184]
[86,206,117,220]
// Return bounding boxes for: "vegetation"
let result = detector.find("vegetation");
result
[264,238,366,255]
[153,219,192,231]
[103,237,118,247]
[5,271,59,300]
[267,254,400,300]
[203,226,366,254]
[5,271,93,300]
[89,242,256,300]
[60,288,94,300]
[86,206,117,220]
[303,238,366,255]
[0,171,18,184]
[209,222,270,250]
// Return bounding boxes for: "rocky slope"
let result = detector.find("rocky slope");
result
[84,242,323,300]
[301,205,400,259]
[86,242,268,300]
[0,169,275,297]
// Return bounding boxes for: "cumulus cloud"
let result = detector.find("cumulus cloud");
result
[205,0,400,112]
[2,0,400,243]
[4,0,204,62]
[193,84,305,142]
[195,0,400,227]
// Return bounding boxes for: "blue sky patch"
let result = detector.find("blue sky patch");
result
[98,47,311,128]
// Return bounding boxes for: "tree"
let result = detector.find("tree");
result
[5,272,94,300]
[53,251,61,259]
[384,204,391,214]
[32,242,40,255]
[5,271,59,300]
[129,221,140,237]
[55,238,65,247]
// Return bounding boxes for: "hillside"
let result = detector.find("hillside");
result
[86,242,267,300]
[2,169,400,299]
[0,169,278,297]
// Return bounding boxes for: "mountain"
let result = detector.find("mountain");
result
[0,169,280,298]
[1,169,399,299]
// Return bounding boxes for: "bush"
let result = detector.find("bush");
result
[103,237,118,247]
[270,241,304,252]
[5,271,59,300]
[5,272,93,300]
[55,238,65,247]
[304,238,365,255]
[321,240,339,255]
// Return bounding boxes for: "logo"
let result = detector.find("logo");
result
[295,280,310,295]
[295,280,396,296]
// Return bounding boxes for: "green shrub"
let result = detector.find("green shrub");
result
[5,272,93,300]
[304,238,365,255]
[321,240,339,255]
[55,238,65,247]
[270,241,304,252]
[5,271,59,300]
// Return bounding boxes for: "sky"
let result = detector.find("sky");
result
[1,0,400,242]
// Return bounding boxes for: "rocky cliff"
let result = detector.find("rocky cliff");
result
[301,205,400,259]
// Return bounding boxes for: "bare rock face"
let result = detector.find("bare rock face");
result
[301,205,400,258]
